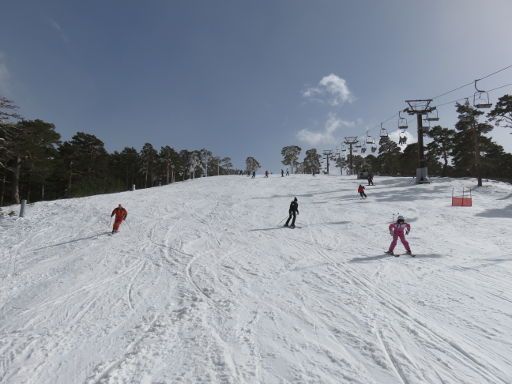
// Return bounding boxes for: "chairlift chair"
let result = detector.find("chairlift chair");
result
[355,141,362,148]
[473,80,492,109]
[371,145,377,153]
[361,143,367,154]
[379,123,388,138]
[398,111,408,129]
[425,108,439,122]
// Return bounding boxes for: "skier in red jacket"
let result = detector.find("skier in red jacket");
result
[111,204,128,234]
[358,184,367,199]
[385,215,412,256]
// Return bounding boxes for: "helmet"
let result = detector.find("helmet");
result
[397,215,404,222]
[294,197,298,202]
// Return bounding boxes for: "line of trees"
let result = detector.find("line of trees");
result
[280,146,322,174]
[281,97,512,182]
[0,97,238,206]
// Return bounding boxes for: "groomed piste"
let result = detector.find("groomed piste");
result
[1,175,511,384]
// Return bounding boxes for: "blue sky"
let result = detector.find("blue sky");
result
[1,0,512,170]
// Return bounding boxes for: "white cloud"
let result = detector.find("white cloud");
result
[0,52,10,95]
[297,113,356,146]
[303,74,354,106]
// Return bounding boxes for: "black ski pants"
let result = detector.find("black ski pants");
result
[285,211,296,226]
[359,192,367,199]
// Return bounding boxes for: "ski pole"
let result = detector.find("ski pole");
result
[278,215,288,225]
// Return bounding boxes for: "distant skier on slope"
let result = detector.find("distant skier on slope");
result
[111,204,128,234]
[265,170,269,178]
[367,174,374,186]
[284,197,299,228]
[358,184,367,199]
[281,169,284,177]
[252,171,256,178]
[385,215,413,256]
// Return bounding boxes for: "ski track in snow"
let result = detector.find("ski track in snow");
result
[1,175,512,383]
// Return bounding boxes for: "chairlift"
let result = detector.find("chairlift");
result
[365,134,374,145]
[379,123,388,138]
[425,108,439,122]
[398,133,408,145]
[473,80,492,109]
[398,111,408,129]
[371,145,377,153]
[361,143,367,154]
[355,141,362,148]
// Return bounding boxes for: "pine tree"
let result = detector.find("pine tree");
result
[140,143,158,187]
[111,147,140,189]
[281,146,301,174]
[3,120,60,203]
[57,132,110,197]
[303,149,321,174]
[452,102,493,186]
[488,94,512,132]
[159,146,177,184]
[426,126,455,176]
[220,157,233,174]
[334,156,347,175]
[377,136,401,175]
[245,157,261,173]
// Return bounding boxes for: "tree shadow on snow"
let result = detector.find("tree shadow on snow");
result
[29,232,111,252]
[497,192,512,201]
[250,189,344,200]
[475,204,512,219]
[371,185,452,203]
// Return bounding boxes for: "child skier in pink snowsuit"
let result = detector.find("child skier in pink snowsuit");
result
[386,215,412,256]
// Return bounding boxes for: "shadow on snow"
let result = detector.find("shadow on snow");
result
[349,253,442,263]
[29,231,111,252]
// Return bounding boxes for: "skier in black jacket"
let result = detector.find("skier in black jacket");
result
[284,197,299,228]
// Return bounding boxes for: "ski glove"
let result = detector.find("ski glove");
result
[406,230,410,235]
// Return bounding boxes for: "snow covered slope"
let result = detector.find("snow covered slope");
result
[1,175,511,384]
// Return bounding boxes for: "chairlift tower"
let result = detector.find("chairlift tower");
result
[404,99,436,184]
[322,150,333,174]
[343,136,359,175]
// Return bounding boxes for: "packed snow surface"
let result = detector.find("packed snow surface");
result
[1,175,512,384]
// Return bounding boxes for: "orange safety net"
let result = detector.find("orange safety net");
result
[452,197,472,207]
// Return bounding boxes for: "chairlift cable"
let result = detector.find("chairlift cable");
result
[431,81,474,100]
[432,63,512,100]
[359,66,512,141]
[434,82,512,109]
[476,64,512,82]
[487,82,512,93]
